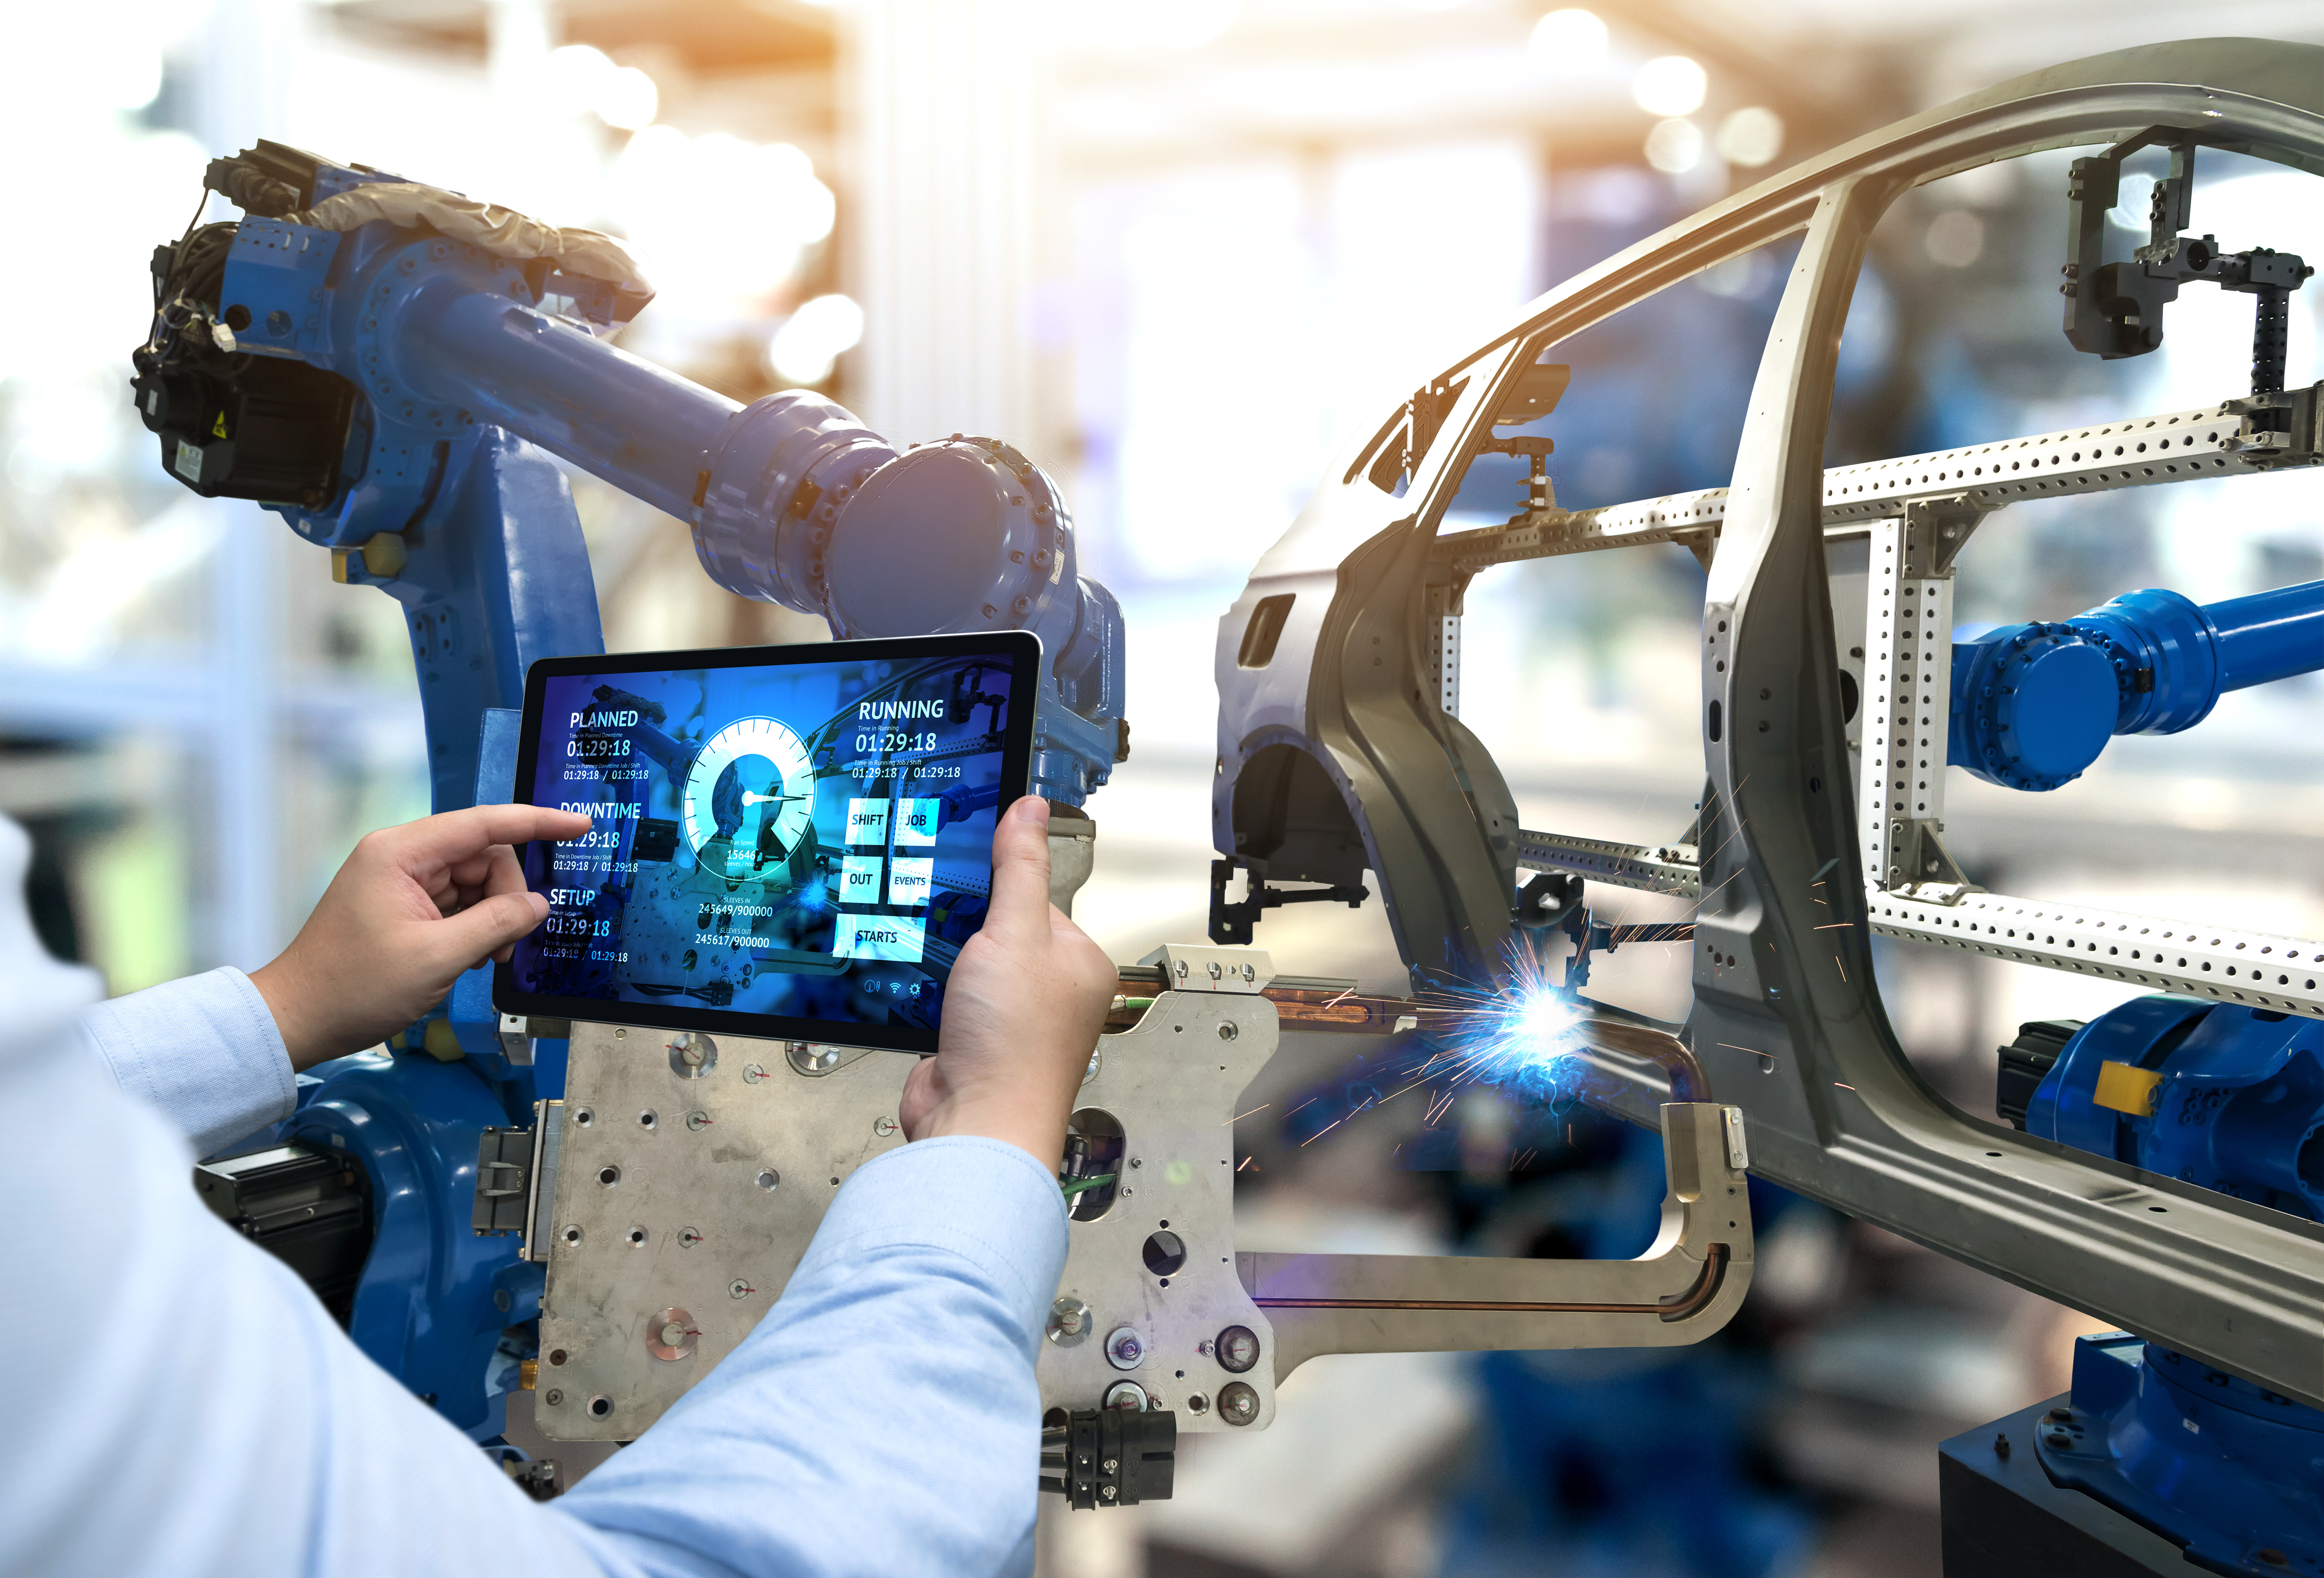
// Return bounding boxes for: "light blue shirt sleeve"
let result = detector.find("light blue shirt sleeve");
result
[562,1136,1070,1578]
[80,965,298,1156]
[3,984,1067,1577]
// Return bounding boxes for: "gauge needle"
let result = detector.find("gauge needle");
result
[741,791,809,806]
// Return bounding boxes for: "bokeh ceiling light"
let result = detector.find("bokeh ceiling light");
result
[610,130,836,315]
[544,43,660,130]
[1068,0,1237,51]
[1644,118,1704,175]
[596,67,660,132]
[1715,106,1784,169]
[1632,55,1707,117]
[1528,8,1608,68]
[769,294,866,385]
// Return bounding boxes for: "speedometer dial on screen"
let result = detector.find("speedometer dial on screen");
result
[683,716,817,884]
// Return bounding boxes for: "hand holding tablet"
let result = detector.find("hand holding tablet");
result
[497,633,1042,1054]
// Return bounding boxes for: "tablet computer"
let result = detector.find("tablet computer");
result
[496,631,1041,1054]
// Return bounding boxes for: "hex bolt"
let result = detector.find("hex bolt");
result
[660,1320,688,1347]
[1217,1382,1260,1426]
[1215,1325,1260,1373]
[1105,1326,1145,1371]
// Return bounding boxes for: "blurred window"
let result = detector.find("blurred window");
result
[1434,232,1805,532]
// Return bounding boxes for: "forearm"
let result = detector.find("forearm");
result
[1,1022,643,1578]
[562,1137,1070,1578]
[80,967,299,1155]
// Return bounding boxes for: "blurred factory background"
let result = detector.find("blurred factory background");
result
[13,1,2324,1574]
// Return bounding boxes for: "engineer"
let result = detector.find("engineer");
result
[0,795,1115,1578]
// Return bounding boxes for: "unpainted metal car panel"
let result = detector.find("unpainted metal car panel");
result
[1213,39,2324,1408]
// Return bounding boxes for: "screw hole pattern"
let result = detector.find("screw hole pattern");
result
[1870,892,2324,1016]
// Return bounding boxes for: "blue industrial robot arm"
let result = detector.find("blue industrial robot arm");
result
[1949,576,2324,790]
[139,142,1127,812]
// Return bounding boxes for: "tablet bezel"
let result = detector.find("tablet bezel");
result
[493,630,1044,1055]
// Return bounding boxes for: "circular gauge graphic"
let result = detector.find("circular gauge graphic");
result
[682,717,817,884]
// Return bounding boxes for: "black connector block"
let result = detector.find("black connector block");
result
[1041,1408,1176,1510]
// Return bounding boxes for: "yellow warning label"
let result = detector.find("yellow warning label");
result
[211,411,228,437]
[2093,1060,2165,1116]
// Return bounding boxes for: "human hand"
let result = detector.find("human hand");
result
[250,804,592,1070]
[899,797,1117,1173]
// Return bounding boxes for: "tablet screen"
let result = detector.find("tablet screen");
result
[497,632,1041,1053]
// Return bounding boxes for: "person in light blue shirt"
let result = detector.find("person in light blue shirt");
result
[0,794,1115,1578]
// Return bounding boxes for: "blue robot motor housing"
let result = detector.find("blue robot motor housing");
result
[1950,578,2324,792]
[2002,994,2324,1221]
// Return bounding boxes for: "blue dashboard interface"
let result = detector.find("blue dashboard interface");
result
[509,647,1021,1031]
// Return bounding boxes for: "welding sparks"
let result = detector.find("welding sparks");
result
[1421,943,1594,1104]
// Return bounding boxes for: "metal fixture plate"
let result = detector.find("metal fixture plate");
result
[1041,988,1278,1432]
[536,1024,912,1440]
[539,985,1280,1442]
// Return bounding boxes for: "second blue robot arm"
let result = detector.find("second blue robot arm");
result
[1949,576,2324,789]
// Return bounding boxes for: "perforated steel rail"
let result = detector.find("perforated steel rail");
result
[1431,394,2290,574]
